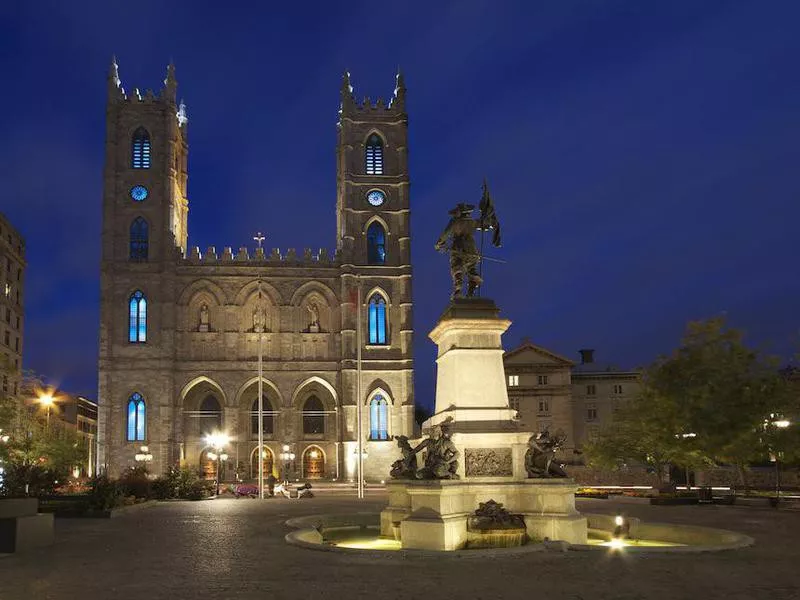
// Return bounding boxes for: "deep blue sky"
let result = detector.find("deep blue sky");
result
[2,1,799,410]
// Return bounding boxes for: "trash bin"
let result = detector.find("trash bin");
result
[698,486,713,504]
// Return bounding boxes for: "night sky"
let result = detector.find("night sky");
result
[2,1,799,411]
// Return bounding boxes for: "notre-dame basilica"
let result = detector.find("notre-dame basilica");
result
[98,60,414,482]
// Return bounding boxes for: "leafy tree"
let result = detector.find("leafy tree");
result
[584,317,797,487]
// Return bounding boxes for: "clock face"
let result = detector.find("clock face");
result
[367,190,385,207]
[130,185,149,202]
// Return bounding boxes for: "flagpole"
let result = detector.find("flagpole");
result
[355,275,364,500]
[254,232,265,500]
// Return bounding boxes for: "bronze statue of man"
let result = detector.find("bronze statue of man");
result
[435,203,482,298]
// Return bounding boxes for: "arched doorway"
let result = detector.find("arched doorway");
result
[250,446,275,480]
[199,448,216,480]
[302,446,325,479]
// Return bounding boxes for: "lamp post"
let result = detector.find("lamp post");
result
[38,393,55,430]
[204,432,231,496]
[134,445,153,465]
[768,415,791,504]
[279,444,295,483]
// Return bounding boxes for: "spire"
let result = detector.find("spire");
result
[108,55,123,100]
[163,60,177,103]
[391,66,406,111]
[340,70,355,115]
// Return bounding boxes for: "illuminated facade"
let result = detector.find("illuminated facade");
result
[0,212,25,404]
[98,61,414,481]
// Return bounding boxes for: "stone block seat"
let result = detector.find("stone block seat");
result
[0,498,55,553]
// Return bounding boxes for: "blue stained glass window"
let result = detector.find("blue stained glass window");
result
[367,222,386,265]
[368,294,387,345]
[129,217,148,261]
[365,134,383,175]
[369,394,388,440]
[129,290,147,343]
[131,127,151,169]
[127,393,145,441]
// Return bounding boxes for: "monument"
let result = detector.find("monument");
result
[380,184,587,550]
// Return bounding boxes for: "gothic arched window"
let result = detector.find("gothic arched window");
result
[131,127,151,169]
[129,217,149,261]
[365,133,383,175]
[251,397,274,437]
[368,294,388,345]
[199,395,222,435]
[128,290,147,343]
[369,394,389,440]
[303,395,325,435]
[366,221,386,265]
[127,392,146,441]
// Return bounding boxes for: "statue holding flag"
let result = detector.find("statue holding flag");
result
[435,180,502,299]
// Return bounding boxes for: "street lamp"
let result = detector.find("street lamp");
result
[204,432,231,496]
[134,445,153,464]
[38,393,55,430]
[767,415,791,504]
[279,444,295,483]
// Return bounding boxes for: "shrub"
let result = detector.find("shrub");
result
[119,466,152,499]
[88,475,121,511]
[185,479,213,501]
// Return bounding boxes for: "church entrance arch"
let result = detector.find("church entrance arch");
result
[302,445,325,479]
[199,447,216,481]
[250,446,275,480]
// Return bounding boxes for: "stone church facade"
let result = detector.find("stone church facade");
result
[98,61,414,482]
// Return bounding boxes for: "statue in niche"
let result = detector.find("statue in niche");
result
[198,304,210,332]
[253,305,267,333]
[524,430,568,478]
[306,301,320,333]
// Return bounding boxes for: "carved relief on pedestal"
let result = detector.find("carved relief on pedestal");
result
[464,448,513,477]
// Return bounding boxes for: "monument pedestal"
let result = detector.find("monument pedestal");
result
[382,297,587,550]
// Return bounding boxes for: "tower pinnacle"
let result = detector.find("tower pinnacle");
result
[108,55,123,99]
[392,67,406,111]
[340,70,355,115]
[163,60,177,103]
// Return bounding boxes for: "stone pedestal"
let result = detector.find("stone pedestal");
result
[381,480,587,551]
[0,498,55,553]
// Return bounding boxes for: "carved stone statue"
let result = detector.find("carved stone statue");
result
[435,203,482,299]
[253,305,267,333]
[524,430,568,478]
[417,423,460,480]
[389,435,418,479]
[198,304,210,332]
[306,301,320,333]
[468,500,526,531]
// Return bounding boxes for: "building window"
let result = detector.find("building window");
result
[586,384,596,396]
[131,127,151,169]
[199,395,222,435]
[509,397,520,412]
[365,133,384,175]
[538,397,550,415]
[508,375,519,387]
[4,308,9,324]
[303,395,325,435]
[613,384,623,394]
[537,375,548,385]
[129,217,149,261]
[126,393,146,441]
[369,394,389,440]
[14,337,18,352]
[250,397,274,437]
[368,294,388,345]
[128,290,147,343]
[366,222,386,265]
[586,403,597,421]
[3,331,8,346]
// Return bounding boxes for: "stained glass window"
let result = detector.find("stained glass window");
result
[367,222,386,265]
[127,393,146,441]
[131,127,151,169]
[368,294,387,345]
[129,217,148,261]
[129,290,147,343]
[365,134,383,175]
[369,394,389,440]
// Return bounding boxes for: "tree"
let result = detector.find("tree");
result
[584,317,797,487]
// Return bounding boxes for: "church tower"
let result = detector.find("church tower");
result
[336,72,414,458]
[97,58,188,471]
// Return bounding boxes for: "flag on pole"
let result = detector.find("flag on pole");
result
[479,179,501,247]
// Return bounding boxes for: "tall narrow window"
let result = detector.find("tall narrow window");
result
[128,290,147,343]
[369,394,389,440]
[303,396,325,435]
[251,397,274,437]
[365,134,383,175]
[126,392,146,441]
[199,396,222,435]
[368,294,387,345]
[131,127,151,169]
[366,222,386,265]
[129,217,149,261]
